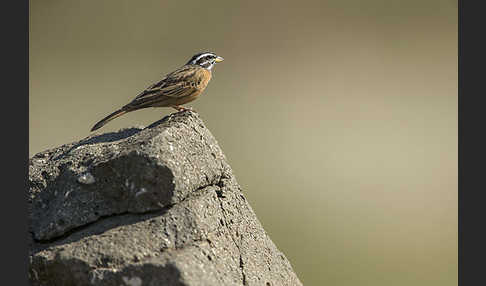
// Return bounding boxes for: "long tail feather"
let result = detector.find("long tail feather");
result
[90,109,128,131]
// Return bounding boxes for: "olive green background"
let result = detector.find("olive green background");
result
[30,0,457,285]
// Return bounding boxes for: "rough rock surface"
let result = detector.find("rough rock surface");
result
[28,111,302,286]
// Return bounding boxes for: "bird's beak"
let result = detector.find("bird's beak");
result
[215,56,224,63]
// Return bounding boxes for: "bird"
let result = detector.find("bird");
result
[90,52,224,132]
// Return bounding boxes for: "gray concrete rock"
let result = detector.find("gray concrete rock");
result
[29,111,303,286]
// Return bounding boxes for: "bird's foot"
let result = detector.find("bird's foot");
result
[172,106,194,112]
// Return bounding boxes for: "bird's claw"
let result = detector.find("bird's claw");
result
[172,106,194,112]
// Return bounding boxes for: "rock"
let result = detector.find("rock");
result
[28,111,303,286]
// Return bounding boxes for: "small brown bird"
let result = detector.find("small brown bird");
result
[90,52,224,131]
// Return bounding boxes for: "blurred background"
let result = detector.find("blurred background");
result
[30,0,457,285]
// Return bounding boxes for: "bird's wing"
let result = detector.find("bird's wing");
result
[133,65,200,101]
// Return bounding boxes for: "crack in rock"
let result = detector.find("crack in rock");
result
[216,192,247,285]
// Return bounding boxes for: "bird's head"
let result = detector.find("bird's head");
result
[186,52,224,70]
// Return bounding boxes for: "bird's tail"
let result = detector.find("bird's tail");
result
[90,108,128,131]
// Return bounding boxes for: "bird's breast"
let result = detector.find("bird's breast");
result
[194,68,212,91]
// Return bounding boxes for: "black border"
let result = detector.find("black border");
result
[459,1,485,285]
[2,1,29,285]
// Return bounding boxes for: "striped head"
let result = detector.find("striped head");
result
[186,52,224,70]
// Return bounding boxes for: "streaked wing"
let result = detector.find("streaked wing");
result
[133,65,198,101]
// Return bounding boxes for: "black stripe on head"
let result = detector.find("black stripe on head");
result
[187,52,216,67]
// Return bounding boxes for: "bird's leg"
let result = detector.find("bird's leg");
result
[172,105,186,112]
[172,106,194,112]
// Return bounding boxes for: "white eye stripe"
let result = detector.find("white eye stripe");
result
[192,53,215,64]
